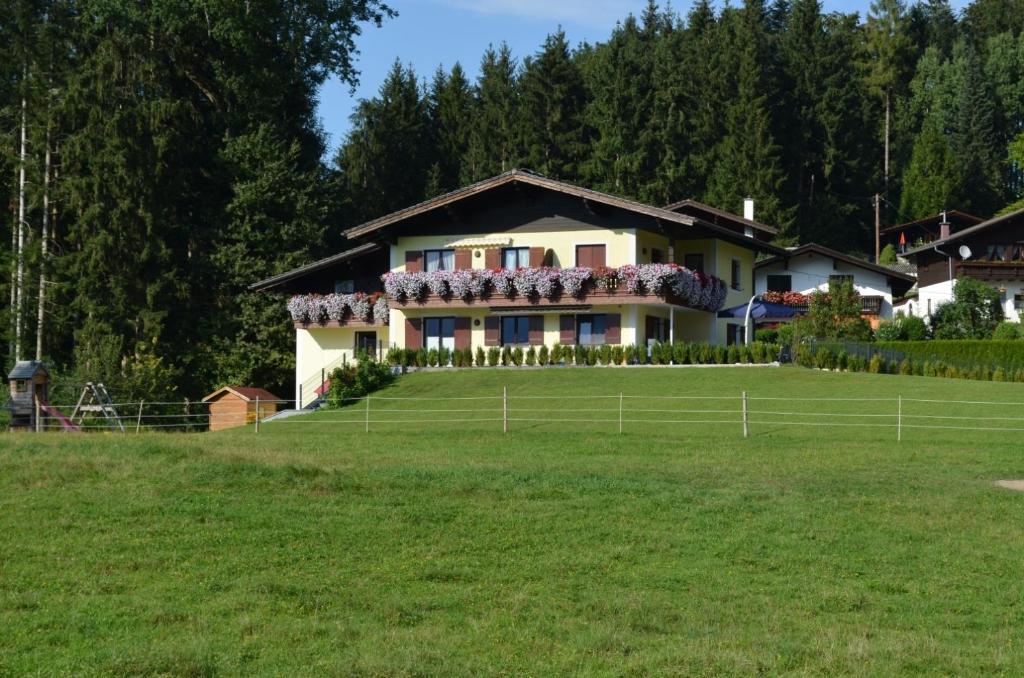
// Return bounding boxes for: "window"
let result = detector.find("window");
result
[424,317,455,350]
[684,253,704,273]
[646,316,668,345]
[1015,294,1024,311]
[355,331,377,355]
[14,380,27,393]
[829,274,854,288]
[731,259,742,291]
[575,244,607,268]
[726,324,745,346]
[500,316,531,345]
[424,249,455,272]
[766,274,792,292]
[650,248,665,264]
[987,244,1007,261]
[576,314,606,345]
[502,247,530,269]
[334,279,355,294]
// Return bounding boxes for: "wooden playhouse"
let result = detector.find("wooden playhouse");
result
[6,361,50,431]
[202,386,281,431]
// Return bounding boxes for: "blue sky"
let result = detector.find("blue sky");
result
[317,0,971,158]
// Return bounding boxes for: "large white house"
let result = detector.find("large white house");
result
[754,243,916,325]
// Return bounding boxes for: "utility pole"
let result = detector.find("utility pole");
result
[874,193,881,263]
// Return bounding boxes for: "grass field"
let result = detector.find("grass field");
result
[3,366,1024,675]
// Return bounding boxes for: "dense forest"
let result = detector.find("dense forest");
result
[2,0,1023,399]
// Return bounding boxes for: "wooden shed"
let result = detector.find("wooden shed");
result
[202,386,281,431]
[6,361,50,431]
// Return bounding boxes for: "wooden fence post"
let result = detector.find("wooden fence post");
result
[503,386,508,434]
[365,396,370,433]
[255,396,260,434]
[136,401,144,433]
[742,391,749,438]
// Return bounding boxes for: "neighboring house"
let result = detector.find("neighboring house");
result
[903,206,1024,323]
[251,169,785,406]
[880,210,983,254]
[754,243,916,326]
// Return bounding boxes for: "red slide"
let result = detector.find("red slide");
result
[38,399,81,432]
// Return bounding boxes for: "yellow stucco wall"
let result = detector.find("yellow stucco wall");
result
[392,227,638,271]
[295,326,389,405]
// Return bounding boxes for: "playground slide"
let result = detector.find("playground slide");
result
[38,400,81,432]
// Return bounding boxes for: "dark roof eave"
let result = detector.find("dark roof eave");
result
[754,243,916,283]
[903,206,1024,257]
[249,242,383,292]
[663,198,779,235]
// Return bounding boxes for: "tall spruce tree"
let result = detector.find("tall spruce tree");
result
[463,44,520,182]
[426,63,474,196]
[518,30,589,180]
[705,0,789,232]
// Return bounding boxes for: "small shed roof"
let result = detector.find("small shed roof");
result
[8,360,48,380]
[202,385,282,403]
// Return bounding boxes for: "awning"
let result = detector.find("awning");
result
[717,300,806,320]
[444,237,513,249]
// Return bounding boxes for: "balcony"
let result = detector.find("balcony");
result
[956,260,1024,282]
[288,292,389,328]
[380,265,730,313]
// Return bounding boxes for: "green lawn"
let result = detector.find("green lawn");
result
[3,366,1024,675]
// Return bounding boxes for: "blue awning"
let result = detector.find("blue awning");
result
[717,301,806,320]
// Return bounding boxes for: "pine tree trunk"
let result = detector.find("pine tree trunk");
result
[36,128,51,361]
[14,65,28,363]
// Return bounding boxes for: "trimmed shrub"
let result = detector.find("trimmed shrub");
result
[416,348,428,368]
[837,350,849,371]
[713,345,727,365]
[428,348,440,367]
[993,366,1007,381]
[501,346,512,366]
[727,345,741,365]
[487,347,500,367]
[538,345,549,366]
[551,343,563,364]
[868,354,885,374]
[899,359,912,375]
[612,345,625,365]
[475,346,486,367]
[755,328,779,344]
[575,344,586,366]
[525,346,537,366]
[598,344,612,365]
[327,358,395,408]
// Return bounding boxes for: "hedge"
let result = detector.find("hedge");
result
[874,341,1024,373]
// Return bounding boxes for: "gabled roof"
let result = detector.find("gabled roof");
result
[879,209,983,235]
[202,386,282,403]
[662,198,778,235]
[342,169,785,254]
[8,360,47,380]
[755,243,916,283]
[249,242,383,292]
[904,205,1024,256]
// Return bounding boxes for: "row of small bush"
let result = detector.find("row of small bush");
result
[385,341,781,368]
[795,343,1024,382]
[872,340,1024,374]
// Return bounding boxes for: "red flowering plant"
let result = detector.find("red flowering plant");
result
[593,266,620,291]
[762,291,810,307]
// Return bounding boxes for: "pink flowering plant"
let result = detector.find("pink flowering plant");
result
[348,293,371,321]
[325,294,347,321]
[372,295,389,325]
[378,263,730,311]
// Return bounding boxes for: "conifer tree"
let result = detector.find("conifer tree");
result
[427,63,474,196]
[463,44,520,182]
[518,30,589,180]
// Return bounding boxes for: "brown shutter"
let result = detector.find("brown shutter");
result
[575,245,588,268]
[454,317,471,349]
[484,316,500,346]
[559,315,576,344]
[454,249,472,270]
[405,250,423,273]
[605,313,621,344]
[528,316,544,345]
[529,247,545,267]
[592,244,606,267]
[485,248,500,269]
[405,317,422,349]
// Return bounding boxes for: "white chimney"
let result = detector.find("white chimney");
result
[743,198,755,237]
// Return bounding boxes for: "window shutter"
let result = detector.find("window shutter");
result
[454,249,472,270]
[591,244,606,267]
[405,317,422,349]
[559,315,576,344]
[529,247,545,267]
[605,313,621,344]
[405,250,423,273]
[454,317,471,349]
[485,248,500,269]
[484,317,500,346]
[528,316,544,345]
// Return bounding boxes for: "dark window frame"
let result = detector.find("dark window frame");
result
[500,316,531,346]
[731,259,742,291]
[684,253,704,273]
[576,314,607,346]
[501,247,530,270]
[424,249,455,272]
[766,274,792,293]
[423,316,456,348]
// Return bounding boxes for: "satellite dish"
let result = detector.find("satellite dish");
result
[959,245,972,259]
